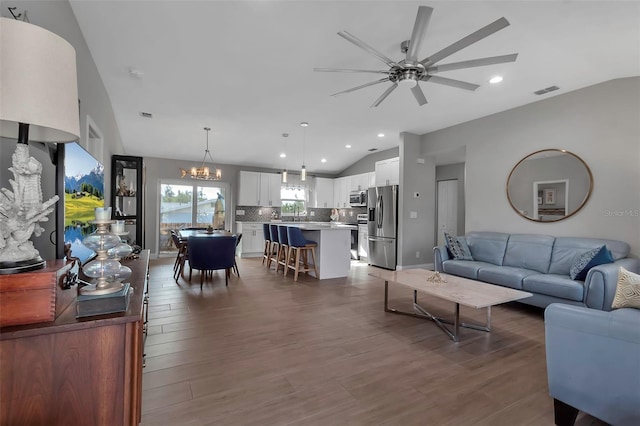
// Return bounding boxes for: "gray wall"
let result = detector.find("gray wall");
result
[421,77,640,257]
[398,133,435,268]
[339,147,399,177]
[0,1,124,260]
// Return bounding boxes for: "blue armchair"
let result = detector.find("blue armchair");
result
[545,303,640,426]
[187,235,237,289]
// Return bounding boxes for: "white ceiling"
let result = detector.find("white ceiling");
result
[68,1,640,174]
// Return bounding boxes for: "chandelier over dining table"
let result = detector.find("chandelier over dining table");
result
[181,127,222,181]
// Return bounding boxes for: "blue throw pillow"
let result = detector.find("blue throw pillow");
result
[569,245,614,281]
[444,232,473,261]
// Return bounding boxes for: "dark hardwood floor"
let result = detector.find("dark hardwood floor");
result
[141,256,605,426]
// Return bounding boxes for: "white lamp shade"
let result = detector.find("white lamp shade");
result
[0,18,80,142]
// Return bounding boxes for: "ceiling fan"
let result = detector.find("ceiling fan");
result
[315,6,518,107]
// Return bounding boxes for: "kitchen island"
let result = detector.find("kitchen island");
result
[289,223,354,280]
[236,221,355,279]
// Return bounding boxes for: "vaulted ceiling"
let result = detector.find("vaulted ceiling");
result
[69,1,640,174]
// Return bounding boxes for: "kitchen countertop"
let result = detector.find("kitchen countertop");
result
[237,221,357,230]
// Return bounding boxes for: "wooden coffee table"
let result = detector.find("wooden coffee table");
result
[369,268,532,342]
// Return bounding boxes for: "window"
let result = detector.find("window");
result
[158,181,228,254]
[280,185,306,218]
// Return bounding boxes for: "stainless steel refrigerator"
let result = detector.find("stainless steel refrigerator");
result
[367,185,398,270]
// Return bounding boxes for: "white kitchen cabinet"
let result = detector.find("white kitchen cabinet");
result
[261,172,282,207]
[238,171,281,206]
[238,171,261,205]
[375,157,400,186]
[368,172,376,188]
[313,177,334,208]
[351,173,369,191]
[333,176,349,208]
[237,222,265,257]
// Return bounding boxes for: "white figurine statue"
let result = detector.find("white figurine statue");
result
[0,144,58,264]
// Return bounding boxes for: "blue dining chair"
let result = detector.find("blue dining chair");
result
[268,224,280,269]
[187,235,237,289]
[277,225,290,273]
[170,230,187,281]
[262,223,271,266]
[286,227,318,281]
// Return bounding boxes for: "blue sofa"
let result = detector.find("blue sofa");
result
[545,303,640,425]
[433,232,639,310]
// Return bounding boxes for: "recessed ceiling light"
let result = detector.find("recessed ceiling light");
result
[280,153,286,158]
[321,158,327,163]
[377,133,384,138]
[489,76,503,84]
[345,144,351,148]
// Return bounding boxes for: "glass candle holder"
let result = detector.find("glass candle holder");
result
[94,207,112,221]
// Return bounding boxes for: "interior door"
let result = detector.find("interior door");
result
[437,179,458,246]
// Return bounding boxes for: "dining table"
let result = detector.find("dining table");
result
[178,229,234,239]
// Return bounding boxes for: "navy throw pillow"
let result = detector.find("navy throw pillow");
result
[444,232,473,261]
[569,245,614,281]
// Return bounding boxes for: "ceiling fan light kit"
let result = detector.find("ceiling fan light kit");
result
[316,6,518,107]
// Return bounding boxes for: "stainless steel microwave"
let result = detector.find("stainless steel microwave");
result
[349,190,367,206]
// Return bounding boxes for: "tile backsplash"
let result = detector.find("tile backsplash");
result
[235,206,366,224]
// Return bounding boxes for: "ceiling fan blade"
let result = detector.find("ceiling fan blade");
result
[314,68,390,74]
[371,83,398,108]
[427,53,518,73]
[411,83,428,106]
[420,17,510,67]
[331,77,391,97]
[426,75,480,91]
[406,6,434,63]
[338,31,400,68]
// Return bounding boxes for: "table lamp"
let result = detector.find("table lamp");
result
[0,17,80,273]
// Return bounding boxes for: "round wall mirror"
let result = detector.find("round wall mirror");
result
[507,149,593,222]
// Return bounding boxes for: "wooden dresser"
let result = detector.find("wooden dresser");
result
[0,250,150,426]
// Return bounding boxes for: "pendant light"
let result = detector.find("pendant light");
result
[181,127,222,181]
[281,133,288,183]
[300,122,308,181]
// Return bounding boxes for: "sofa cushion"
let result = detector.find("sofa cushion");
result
[444,233,473,260]
[477,265,538,290]
[549,237,630,275]
[465,232,510,266]
[612,267,640,310]
[442,260,492,280]
[523,274,584,302]
[569,245,614,280]
[502,234,555,274]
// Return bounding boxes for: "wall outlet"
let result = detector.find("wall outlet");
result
[416,251,420,259]
[258,209,262,215]
[236,209,245,215]
[410,211,417,219]
[416,158,425,164]
[310,211,315,216]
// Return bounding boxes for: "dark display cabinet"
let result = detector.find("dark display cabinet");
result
[111,155,144,247]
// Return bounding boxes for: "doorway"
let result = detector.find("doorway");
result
[436,179,458,246]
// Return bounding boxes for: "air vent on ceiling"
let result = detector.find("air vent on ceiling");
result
[139,112,153,118]
[368,148,378,152]
[534,86,559,95]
